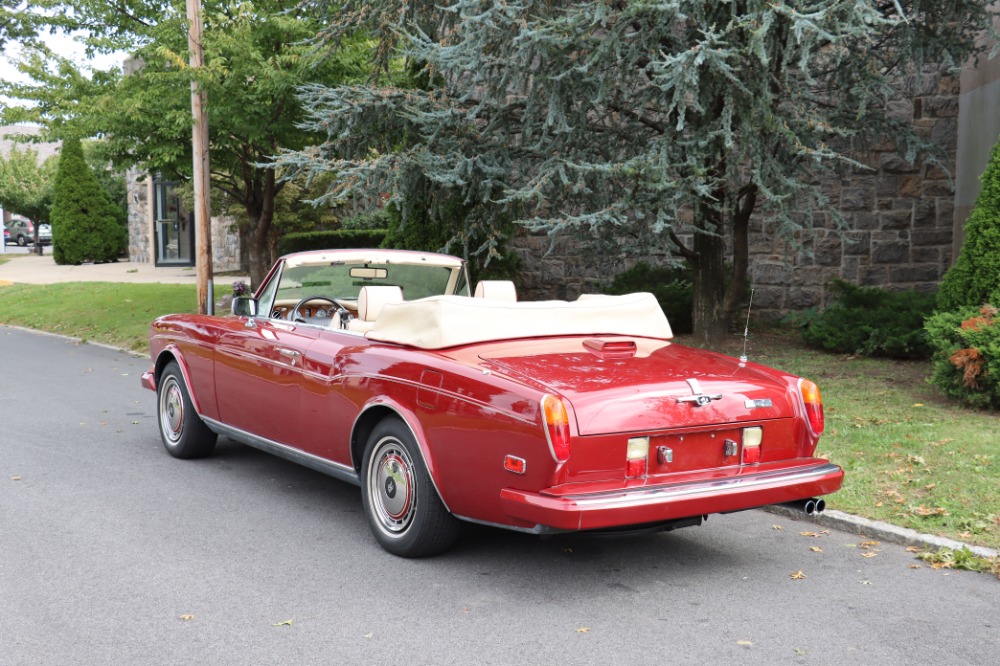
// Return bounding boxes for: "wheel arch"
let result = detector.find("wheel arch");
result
[351,400,452,513]
[152,346,206,416]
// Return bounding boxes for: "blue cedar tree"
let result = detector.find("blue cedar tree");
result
[283,0,996,339]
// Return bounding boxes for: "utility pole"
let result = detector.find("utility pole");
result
[187,0,213,314]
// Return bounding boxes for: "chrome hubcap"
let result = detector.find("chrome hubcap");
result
[159,377,184,445]
[367,438,415,535]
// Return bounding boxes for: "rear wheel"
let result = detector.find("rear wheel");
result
[157,361,217,459]
[16,235,27,247]
[360,417,459,557]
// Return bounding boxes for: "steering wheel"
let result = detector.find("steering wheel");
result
[288,296,350,325]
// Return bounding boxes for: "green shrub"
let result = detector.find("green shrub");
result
[604,262,693,334]
[276,229,388,255]
[50,137,126,265]
[925,305,1000,409]
[938,139,1000,311]
[797,280,936,359]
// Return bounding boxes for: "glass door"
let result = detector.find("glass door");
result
[153,180,194,266]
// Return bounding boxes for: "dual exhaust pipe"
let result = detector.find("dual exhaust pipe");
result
[779,497,826,515]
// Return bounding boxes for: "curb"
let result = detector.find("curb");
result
[764,505,999,559]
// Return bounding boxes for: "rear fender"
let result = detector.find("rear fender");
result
[351,397,451,513]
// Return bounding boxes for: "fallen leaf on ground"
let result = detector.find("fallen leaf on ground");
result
[809,546,823,553]
[10,476,22,481]
[906,546,924,553]
[364,633,373,639]
[909,564,922,569]
[790,571,807,580]
[179,614,194,621]
[861,552,878,558]
[273,619,293,627]
[799,531,821,538]
[859,540,880,549]
[736,640,753,646]
[576,627,590,633]
[771,525,783,530]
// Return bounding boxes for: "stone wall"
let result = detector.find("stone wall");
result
[513,69,962,320]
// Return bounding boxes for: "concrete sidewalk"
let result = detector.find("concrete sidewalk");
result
[0,253,247,285]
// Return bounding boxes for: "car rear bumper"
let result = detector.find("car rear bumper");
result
[500,462,844,531]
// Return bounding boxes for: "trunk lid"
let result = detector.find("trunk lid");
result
[478,338,797,435]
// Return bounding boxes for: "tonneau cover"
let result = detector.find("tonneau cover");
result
[365,293,673,349]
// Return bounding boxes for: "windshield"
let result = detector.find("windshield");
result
[266,260,469,311]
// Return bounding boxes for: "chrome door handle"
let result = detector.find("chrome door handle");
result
[278,348,301,365]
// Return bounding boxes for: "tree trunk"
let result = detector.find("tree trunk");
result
[691,183,758,345]
[691,222,730,344]
[242,169,278,287]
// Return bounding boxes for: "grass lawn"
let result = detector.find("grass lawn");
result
[0,281,201,352]
[2,281,999,554]
[694,332,1000,553]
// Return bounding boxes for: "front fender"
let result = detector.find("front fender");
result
[153,346,208,417]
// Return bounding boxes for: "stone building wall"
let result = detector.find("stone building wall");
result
[126,168,241,272]
[513,68,963,320]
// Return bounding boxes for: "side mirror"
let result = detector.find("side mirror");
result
[232,297,258,317]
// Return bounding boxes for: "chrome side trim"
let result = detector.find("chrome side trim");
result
[563,463,842,510]
[203,417,360,487]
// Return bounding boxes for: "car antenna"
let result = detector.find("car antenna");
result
[740,288,755,364]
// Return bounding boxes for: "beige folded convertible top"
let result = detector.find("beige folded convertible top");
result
[365,292,673,349]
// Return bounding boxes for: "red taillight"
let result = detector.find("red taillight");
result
[541,394,571,462]
[625,436,649,479]
[799,379,825,435]
[742,426,762,465]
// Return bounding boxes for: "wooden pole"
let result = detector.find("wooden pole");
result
[187,0,213,314]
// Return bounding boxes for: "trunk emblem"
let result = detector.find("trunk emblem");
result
[676,378,723,407]
[745,398,773,409]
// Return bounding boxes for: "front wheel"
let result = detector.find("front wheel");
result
[157,361,217,459]
[360,417,459,557]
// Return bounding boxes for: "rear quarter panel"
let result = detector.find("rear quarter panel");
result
[343,344,557,528]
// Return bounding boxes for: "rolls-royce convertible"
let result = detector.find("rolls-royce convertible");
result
[142,249,843,557]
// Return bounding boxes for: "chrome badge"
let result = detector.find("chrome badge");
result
[745,398,773,409]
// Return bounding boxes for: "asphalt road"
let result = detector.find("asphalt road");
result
[1,325,998,665]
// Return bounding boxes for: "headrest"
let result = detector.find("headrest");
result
[474,280,517,302]
[357,285,404,321]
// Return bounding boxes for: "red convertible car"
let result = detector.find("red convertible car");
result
[143,249,842,557]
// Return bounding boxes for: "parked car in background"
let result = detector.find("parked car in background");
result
[3,218,35,246]
[143,248,843,557]
[37,224,52,245]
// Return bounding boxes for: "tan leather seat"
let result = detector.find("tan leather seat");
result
[473,280,517,302]
[347,285,404,333]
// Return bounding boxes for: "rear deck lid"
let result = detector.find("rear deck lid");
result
[479,338,797,435]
